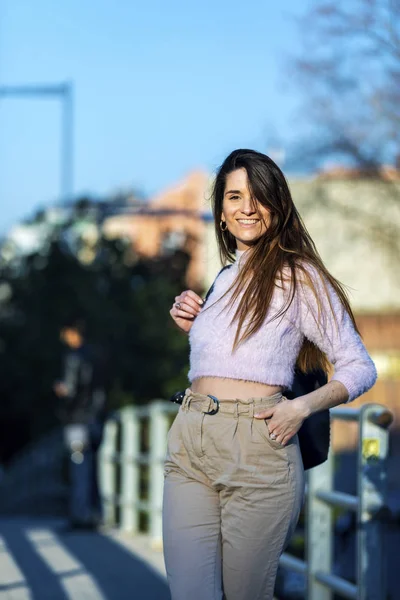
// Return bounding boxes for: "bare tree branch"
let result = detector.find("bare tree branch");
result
[287,0,400,170]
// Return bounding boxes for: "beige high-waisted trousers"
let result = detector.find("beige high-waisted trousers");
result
[162,390,305,600]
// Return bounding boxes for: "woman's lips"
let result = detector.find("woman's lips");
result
[236,219,259,228]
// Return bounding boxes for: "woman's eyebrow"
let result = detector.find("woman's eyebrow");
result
[224,189,242,195]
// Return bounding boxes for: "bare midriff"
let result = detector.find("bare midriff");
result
[190,377,283,401]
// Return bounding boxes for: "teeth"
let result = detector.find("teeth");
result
[238,219,258,224]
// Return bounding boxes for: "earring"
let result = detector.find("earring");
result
[220,220,227,232]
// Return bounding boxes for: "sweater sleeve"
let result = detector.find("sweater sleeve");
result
[295,266,377,402]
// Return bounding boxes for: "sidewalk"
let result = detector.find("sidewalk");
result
[0,517,170,599]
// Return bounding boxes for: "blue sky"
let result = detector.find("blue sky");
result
[0,0,306,233]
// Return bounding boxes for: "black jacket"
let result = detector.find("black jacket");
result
[58,344,107,425]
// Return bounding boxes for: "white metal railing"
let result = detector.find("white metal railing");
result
[281,403,393,600]
[99,401,178,540]
[99,401,393,599]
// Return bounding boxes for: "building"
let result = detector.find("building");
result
[103,171,211,289]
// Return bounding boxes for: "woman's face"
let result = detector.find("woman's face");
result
[221,168,270,251]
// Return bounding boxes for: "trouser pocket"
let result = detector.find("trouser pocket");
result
[181,410,204,458]
[250,398,287,449]
[252,416,287,450]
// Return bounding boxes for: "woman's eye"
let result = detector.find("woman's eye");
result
[230,195,240,200]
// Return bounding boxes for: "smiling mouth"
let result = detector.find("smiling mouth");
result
[237,219,259,225]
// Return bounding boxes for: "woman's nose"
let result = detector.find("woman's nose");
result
[241,200,256,215]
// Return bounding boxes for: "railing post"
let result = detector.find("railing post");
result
[99,418,118,526]
[358,404,391,600]
[306,450,334,600]
[120,406,140,533]
[149,400,169,547]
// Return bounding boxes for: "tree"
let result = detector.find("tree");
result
[285,0,400,261]
[0,223,193,463]
[288,0,400,171]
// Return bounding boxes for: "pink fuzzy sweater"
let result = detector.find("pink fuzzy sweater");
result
[188,250,377,402]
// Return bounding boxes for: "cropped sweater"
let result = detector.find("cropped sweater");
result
[188,250,377,402]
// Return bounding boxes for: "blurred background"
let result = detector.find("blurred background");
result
[0,0,399,598]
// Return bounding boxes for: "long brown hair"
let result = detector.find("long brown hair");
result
[211,149,360,374]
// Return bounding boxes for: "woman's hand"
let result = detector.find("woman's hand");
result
[254,397,308,446]
[170,290,204,333]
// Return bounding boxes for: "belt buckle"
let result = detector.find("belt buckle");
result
[205,394,219,415]
[169,391,185,405]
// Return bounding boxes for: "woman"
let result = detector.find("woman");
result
[163,149,377,600]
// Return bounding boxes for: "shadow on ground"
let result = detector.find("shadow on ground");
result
[0,518,170,600]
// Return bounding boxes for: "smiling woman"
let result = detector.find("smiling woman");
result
[221,168,271,249]
[163,149,377,600]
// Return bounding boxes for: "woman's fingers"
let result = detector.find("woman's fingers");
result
[174,291,203,317]
[172,302,197,318]
[169,289,204,333]
[254,408,274,419]
[171,306,195,320]
[181,290,204,306]
[175,291,204,309]
[276,432,295,446]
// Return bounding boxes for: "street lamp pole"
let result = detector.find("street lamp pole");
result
[0,81,74,202]
[60,82,74,204]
